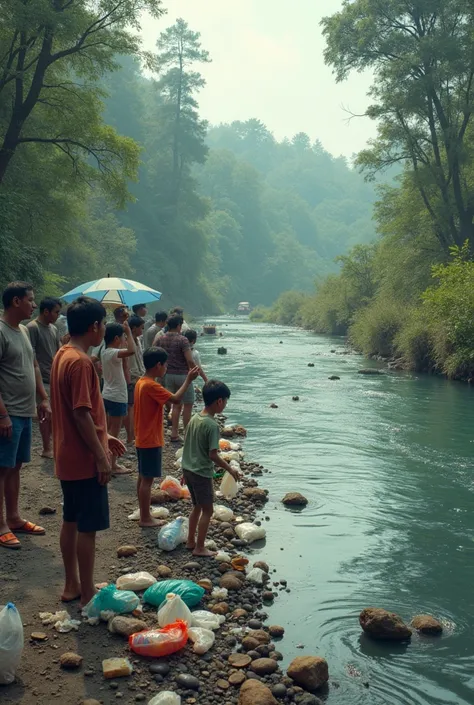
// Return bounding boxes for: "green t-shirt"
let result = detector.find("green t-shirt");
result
[182,412,220,478]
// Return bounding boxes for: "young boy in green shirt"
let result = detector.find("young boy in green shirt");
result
[182,380,240,557]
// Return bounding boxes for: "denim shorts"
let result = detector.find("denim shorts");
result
[164,374,195,404]
[137,447,162,478]
[103,398,128,417]
[0,416,32,469]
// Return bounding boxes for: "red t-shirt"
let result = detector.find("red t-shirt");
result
[134,377,172,448]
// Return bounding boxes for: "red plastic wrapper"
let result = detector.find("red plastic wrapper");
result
[129,619,188,658]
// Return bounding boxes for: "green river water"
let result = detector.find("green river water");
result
[197,316,474,705]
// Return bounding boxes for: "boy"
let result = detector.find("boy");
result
[184,329,208,383]
[50,296,125,605]
[126,315,146,444]
[134,347,199,527]
[182,380,240,557]
[101,321,136,473]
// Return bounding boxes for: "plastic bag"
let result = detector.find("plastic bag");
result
[235,522,266,543]
[246,567,265,585]
[191,610,225,630]
[188,627,215,654]
[149,692,181,705]
[82,584,140,621]
[143,580,205,608]
[128,506,169,521]
[116,571,157,591]
[0,603,23,685]
[219,439,231,451]
[213,505,234,522]
[175,448,183,460]
[181,485,191,500]
[39,610,81,633]
[129,620,188,658]
[158,517,186,551]
[215,550,231,562]
[160,476,183,500]
[220,472,239,499]
[158,594,193,627]
[211,587,228,600]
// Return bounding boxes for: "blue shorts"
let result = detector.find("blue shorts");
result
[137,447,162,478]
[103,399,128,417]
[0,416,32,469]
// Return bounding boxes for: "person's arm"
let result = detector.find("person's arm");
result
[0,391,12,438]
[168,367,200,404]
[27,322,38,354]
[117,321,136,359]
[209,450,240,480]
[184,347,194,371]
[34,358,51,421]
[72,407,111,485]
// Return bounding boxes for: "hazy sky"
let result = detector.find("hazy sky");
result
[141,0,375,158]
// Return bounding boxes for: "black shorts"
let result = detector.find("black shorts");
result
[137,447,162,478]
[61,477,110,533]
[128,382,135,406]
[182,469,214,507]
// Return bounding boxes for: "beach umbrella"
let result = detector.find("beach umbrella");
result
[61,276,162,308]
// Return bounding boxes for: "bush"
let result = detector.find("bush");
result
[394,309,434,371]
[350,297,405,357]
[249,306,270,322]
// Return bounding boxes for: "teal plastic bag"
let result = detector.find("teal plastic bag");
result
[143,580,204,608]
[82,584,140,620]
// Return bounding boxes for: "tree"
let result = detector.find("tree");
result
[322,0,474,251]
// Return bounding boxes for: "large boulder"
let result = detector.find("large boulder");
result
[287,656,329,691]
[243,487,268,503]
[358,368,383,375]
[360,608,412,641]
[282,492,308,507]
[220,573,244,591]
[250,658,278,676]
[410,614,443,635]
[239,679,277,705]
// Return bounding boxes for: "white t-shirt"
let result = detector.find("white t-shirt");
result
[192,349,201,367]
[102,347,127,403]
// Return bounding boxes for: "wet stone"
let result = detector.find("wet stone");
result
[176,674,200,691]
[150,662,170,676]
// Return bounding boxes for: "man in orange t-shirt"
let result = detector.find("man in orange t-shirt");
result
[134,346,198,527]
[50,296,125,606]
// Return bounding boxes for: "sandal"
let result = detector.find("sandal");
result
[170,437,182,443]
[0,532,21,549]
[10,521,46,535]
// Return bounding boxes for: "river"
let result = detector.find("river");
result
[196,316,474,705]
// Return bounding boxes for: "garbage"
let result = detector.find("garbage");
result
[82,584,140,623]
[158,517,187,551]
[246,567,266,585]
[160,476,184,500]
[158,594,193,627]
[211,587,228,600]
[220,471,239,499]
[235,522,266,543]
[215,550,232,562]
[231,556,249,572]
[219,439,241,451]
[181,485,191,500]
[148,692,181,705]
[213,505,234,522]
[128,506,169,521]
[0,603,23,685]
[39,610,81,633]
[175,448,183,460]
[129,620,188,658]
[143,580,205,609]
[188,627,215,654]
[102,657,133,679]
[191,610,225,630]
[116,572,157,591]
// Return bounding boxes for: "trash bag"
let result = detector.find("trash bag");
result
[82,584,140,621]
[215,550,231,562]
[188,627,215,654]
[211,587,228,600]
[231,556,249,572]
[246,567,265,585]
[158,517,186,551]
[128,506,170,521]
[116,572,157,591]
[148,692,181,705]
[158,594,193,627]
[181,485,191,500]
[235,522,266,543]
[143,580,204,609]
[160,476,183,500]
[219,439,231,451]
[191,610,225,630]
[129,620,188,658]
[213,505,234,522]
[0,603,23,685]
[220,471,239,499]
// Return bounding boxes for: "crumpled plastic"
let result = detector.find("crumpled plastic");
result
[39,610,81,633]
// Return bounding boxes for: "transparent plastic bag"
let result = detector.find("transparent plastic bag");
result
[235,522,266,543]
[158,594,193,627]
[129,620,188,658]
[220,472,239,499]
[213,505,234,522]
[211,587,228,600]
[0,603,24,685]
[149,692,181,705]
[128,506,169,521]
[160,476,183,500]
[116,572,157,591]
[143,580,204,608]
[191,610,225,630]
[82,584,140,621]
[158,517,186,551]
[188,627,215,654]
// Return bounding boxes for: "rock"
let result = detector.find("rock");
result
[229,670,247,686]
[308,363,315,367]
[149,662,170,676]
[271,684,287,698]
[219,562,232,574]
[232,608,248,620]
[282,493,308,507]
[218,347,228,355]
[176,674,200,690]
[359,608,412,641]
[109,616,148,638]
[270,651,283,662]
[234,425,247,437]
[31,632,48,641]
[117,545,137,558]
[292,396,300,401]
[157,564,172,578]
[287,657,329,691]
[268,626,285,639]
[212,602,230,615]
[223,528,235,539]
[228,653,252,668]
[251,658,278,676]
[248,629,271,645]
[298,696,324,705]
[184,561,201,571]
[243,487,268,503]
[410,614,443,635]
[270,403,279,409]
[39,506,56,515]
[238,679,277,705]
[248,619,263,630]
[197,578,213,591]
[253,561,269,573]
[82,701,102,705]
[328,376,340,381]
[220,574,243,591]
[217,678,230,690]
[151,489,172,504]
[262,591,274,602]
[60,652,83,670]
[242,637,260,652]
[358,369,383,375]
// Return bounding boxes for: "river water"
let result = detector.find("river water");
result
[196,316,474,705]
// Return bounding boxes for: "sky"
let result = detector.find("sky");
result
[140,0,376,159]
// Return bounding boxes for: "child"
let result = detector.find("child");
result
[182,380,240,557]
[101,320,136,473]
[184,329,208,383]
[125,315,146,444]
[134,347,199,527]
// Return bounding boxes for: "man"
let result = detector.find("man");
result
[112,307,134,443]
[27,297,62,458]
[0,282,51,549]
[146,311,168,348]
[132,303,149,333]
[170,306,189,333]
[50,296,125,604]
[159,314,195,442]
[55,305,69,344]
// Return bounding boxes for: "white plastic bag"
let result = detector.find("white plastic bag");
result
[220,472,239,499]
[191,610,224,630]
[246,567,265,585]
[215,550,231,562]
[158,517,186,551]
[213,505,234,522]
[116,571,157,591]
[0,603,24,685]
[211,587,228,600]
[148,693,181,705]
[235,522,266,543]
[158,593,193,627]
[128,506,170,521]
[175,448,183,460]
[188,627,215,654]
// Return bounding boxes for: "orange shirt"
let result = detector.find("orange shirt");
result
[51,345,109,481]
[134,376,172,448]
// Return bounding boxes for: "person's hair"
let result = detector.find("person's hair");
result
[113,306,127,321]
[104,322,124,346]
[171,306,184,316]
[155,311,168,323]
[184,329,197,344]
[143,346,168,370]
[129,315,145,330]
[2,281,33,309]
[39,297,62,314]
[67,296,107,336]
[167,314,183,330]
[203,380,231,407]
[132,303,147,314]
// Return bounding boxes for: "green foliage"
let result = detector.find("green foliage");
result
[350,298,405,358]
[393,310,433,372]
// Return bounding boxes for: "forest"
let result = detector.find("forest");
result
[255,0,474,381]
[0,2,376,313]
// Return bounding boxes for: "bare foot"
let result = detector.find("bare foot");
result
[112,465,131,475]
[41,449,54,459]
[193,547,215,557]
[61,581,81,603]
[186,541,196,550]
[139,518,164,528]
[80,588,97,609]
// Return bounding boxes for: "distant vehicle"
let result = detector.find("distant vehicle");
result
[237,301,252,314]
[203,323,217,335]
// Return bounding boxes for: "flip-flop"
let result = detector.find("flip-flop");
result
[10,521,46,535]
[0,532,21,549]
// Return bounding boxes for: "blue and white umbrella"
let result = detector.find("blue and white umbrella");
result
[61,277,162,308]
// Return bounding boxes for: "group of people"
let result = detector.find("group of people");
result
[0,282,239,608]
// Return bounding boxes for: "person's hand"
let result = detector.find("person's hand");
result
[187,366,200,382]
[37,399,52,423]
[180,475,185,486]
[228,467,241,481]
[0,415,12,439]
[96,455,112,485]
[108,434,126,458]
[123,316,130,329]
